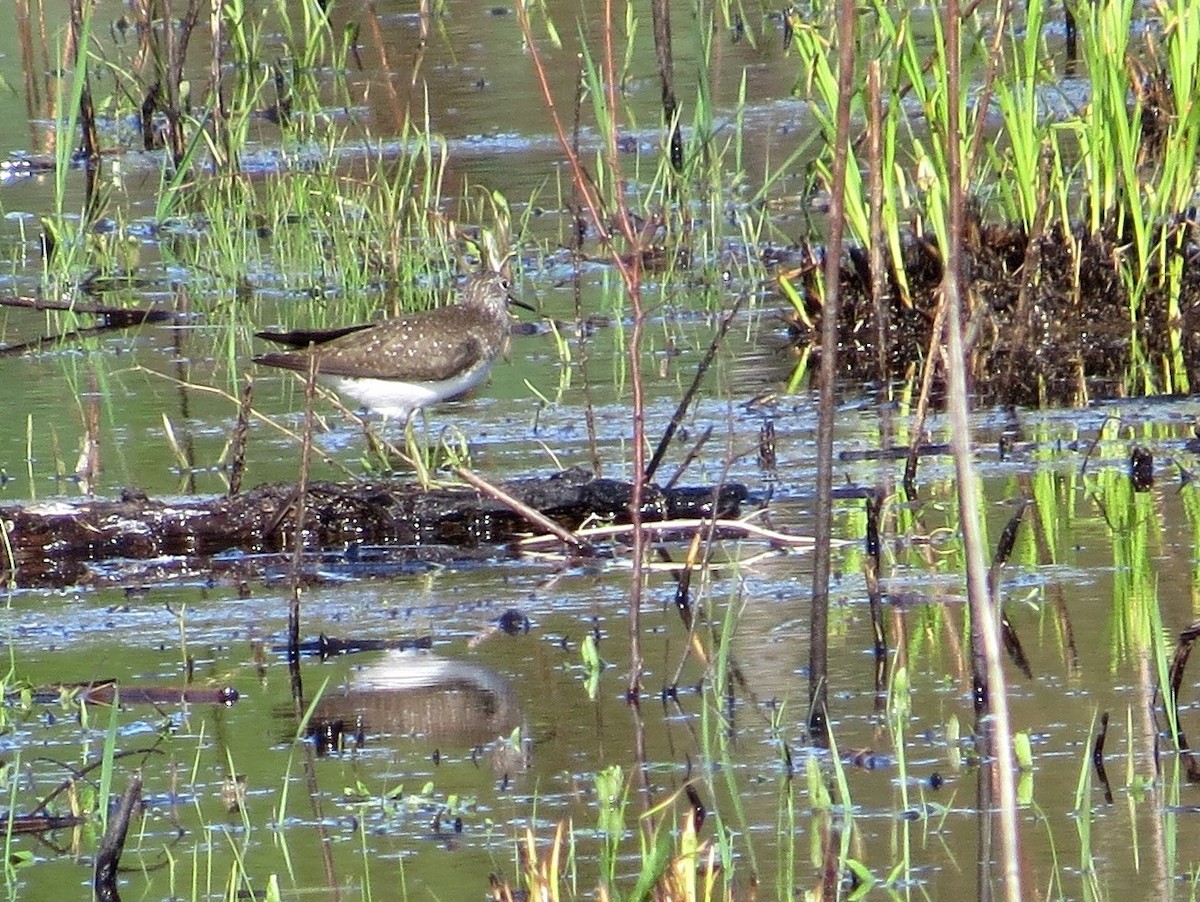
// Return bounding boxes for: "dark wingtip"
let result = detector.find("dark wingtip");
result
[256,323,372,347]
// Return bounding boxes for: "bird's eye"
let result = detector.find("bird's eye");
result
[499,278,511,291]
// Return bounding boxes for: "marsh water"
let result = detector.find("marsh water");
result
[2,3,1200,901]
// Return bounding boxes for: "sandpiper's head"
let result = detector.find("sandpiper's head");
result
[461,270,517,317]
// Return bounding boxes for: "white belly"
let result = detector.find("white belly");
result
[322,357,494,422]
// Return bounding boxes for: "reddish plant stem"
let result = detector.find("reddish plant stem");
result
[517,1,647,697]
[514,2,635,287]
[600,0,647,699]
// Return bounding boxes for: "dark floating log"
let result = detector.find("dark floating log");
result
[278,633,434,659]
[24,680,240,707]
[838,443,952,462]
[0,467,747,588]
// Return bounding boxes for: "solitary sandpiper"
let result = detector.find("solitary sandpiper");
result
[254,271,523,423]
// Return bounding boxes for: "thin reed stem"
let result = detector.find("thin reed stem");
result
[942,1,1023,897]
[809,0,858,744]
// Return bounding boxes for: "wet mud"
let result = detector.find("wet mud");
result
[786,213,1200,405]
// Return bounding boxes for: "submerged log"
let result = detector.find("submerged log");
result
[0,467,747,588]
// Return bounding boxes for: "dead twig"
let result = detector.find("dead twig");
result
[517,513,838,554]
[455,466,596,555]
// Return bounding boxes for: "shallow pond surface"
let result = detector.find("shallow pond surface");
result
[2,3,1200,901]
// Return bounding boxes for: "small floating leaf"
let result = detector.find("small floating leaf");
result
[1014,730,1033,771]
[806,752,831,810]
[595,765,625,838]
[1017,770,1034,806]
[946,714,962,770]
[580,633,601,671]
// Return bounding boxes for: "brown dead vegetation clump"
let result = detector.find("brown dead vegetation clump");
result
[788,212,1200,405]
